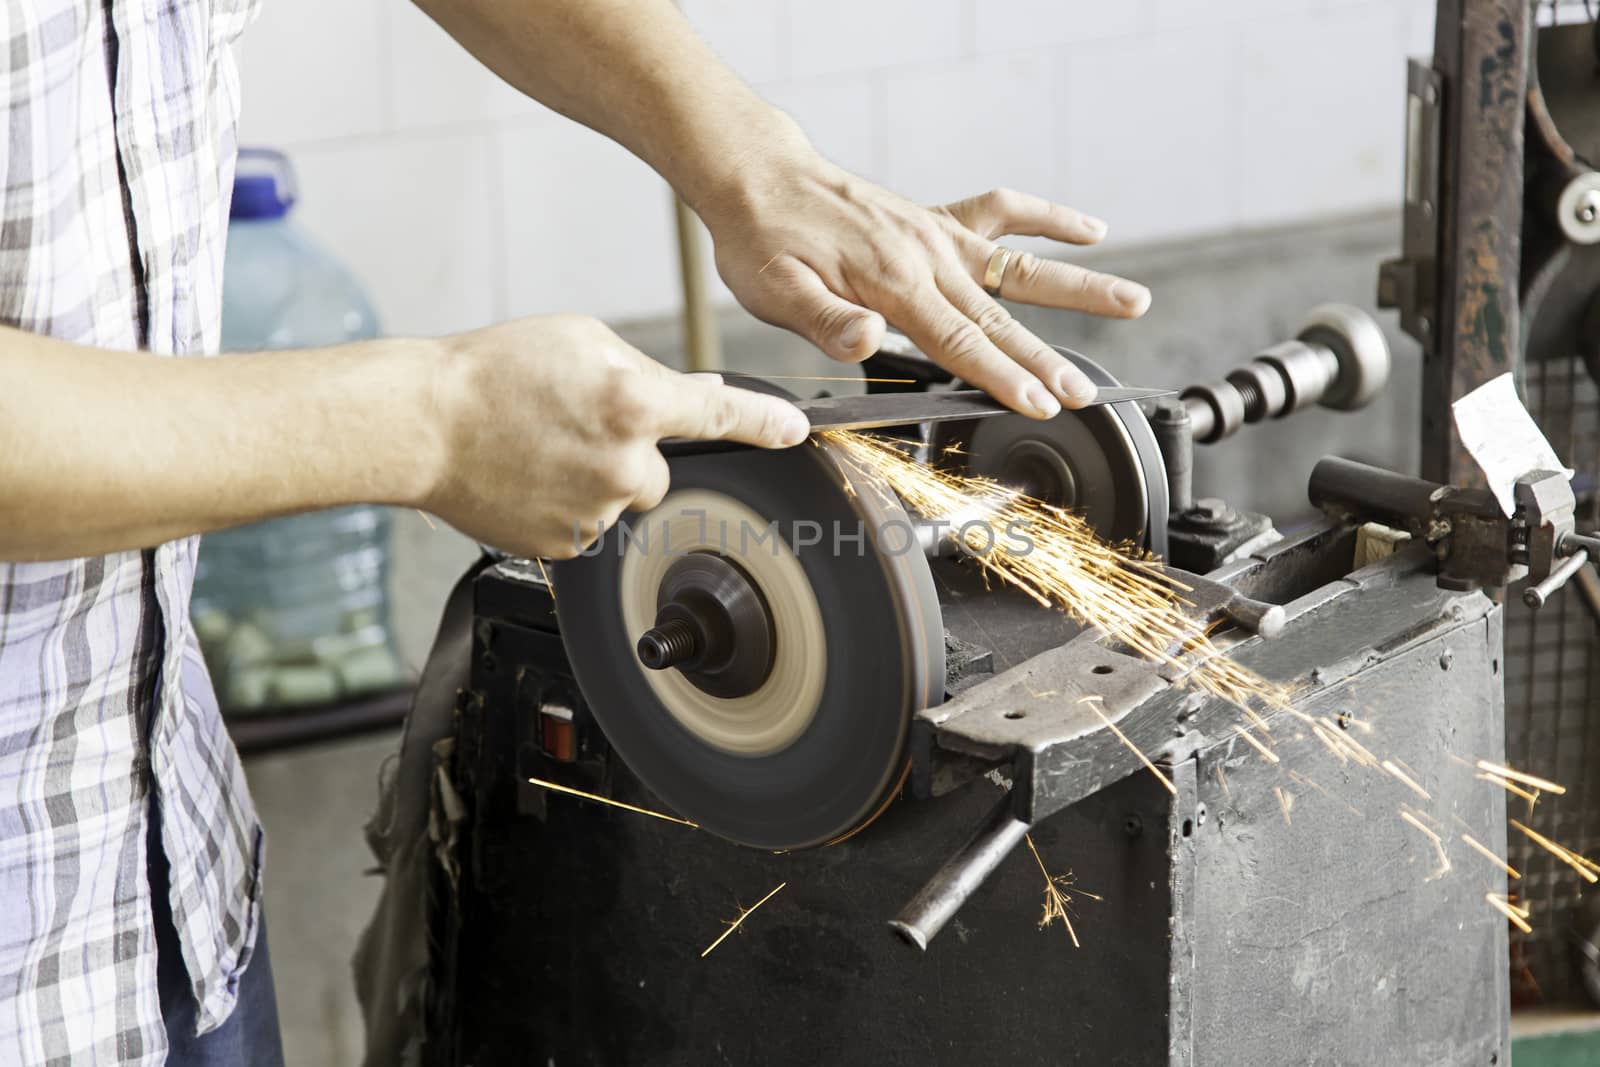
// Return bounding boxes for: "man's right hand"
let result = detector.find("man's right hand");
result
[419,314,809,559]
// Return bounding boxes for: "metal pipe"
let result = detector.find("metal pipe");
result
[1222,593,1287,639]
[1152,399,1194,513]
[672,194,722,372]
[1525,549,1590,609]
[1561,532,1600,559]
[1307,456,1445,529]
[889,793,1031,950]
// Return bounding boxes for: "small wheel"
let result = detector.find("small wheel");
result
[931,347,1167,555]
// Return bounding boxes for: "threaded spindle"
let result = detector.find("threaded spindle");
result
[637,618,699,670]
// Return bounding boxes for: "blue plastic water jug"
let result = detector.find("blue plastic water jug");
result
[191,149,404,713]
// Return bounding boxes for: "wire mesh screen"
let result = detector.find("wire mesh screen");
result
[1506,353,1600,1004]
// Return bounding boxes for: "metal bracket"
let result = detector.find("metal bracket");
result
[1378,60,1444,352]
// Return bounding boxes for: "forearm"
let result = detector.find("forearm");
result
[0,330,443,561]
[415,0,813,213]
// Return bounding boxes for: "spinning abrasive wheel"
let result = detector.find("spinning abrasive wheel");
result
[931,348,1169,555]
[552,440,945,850]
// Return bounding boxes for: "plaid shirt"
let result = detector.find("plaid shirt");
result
[0,0,263,1062]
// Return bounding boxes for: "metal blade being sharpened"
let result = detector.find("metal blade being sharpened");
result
[794,387,1174,432]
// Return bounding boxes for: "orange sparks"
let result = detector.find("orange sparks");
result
[1569,851,1600,877]
[1274,786,1294,825]
[1475,760,1566,796]
[1460,833,1520,879]
[1286,768,1363,817]
[1214,763,1233,801]
[1509,819,1599,884]
[1236,704,1275,734]
[1486,893,1533,934]
[1476,772,1538,804]
[822,430,1293,716]
[1310,722,1351,765]
[1381,760,1432,801]
[1399,808,1451,880]
[413,509,439,531]
[1232,725,1280,764]
[1320,718,1380,767]
[1080,696,1176,795]
[701,882,787,958]
[526,775,699,828]
[1025,833,1100,947]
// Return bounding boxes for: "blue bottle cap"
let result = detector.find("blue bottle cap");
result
[231,148,298,220]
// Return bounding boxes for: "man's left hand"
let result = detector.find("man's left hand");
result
[699,156,1152,421]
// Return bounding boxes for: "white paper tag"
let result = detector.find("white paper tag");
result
[1451,372,1573,516]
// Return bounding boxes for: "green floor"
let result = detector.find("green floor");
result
[1515,1031,1600,1065]
[1513,1018,1600,1066]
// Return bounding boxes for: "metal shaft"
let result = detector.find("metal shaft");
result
[1181,305,1391,445]
[1152,399,1195,513]
[637,619,698,670]
[1307,456,1445,528]
[1525,549,1590,609]
[889,793,1031,950]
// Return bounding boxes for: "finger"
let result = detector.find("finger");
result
[940,271,1098,407]
[943,188,1107,245]
[631,450,672,513]
[652,375,811,447]
[745,254,885,362]
[972,241,1151,319]
[890,286,1061,420]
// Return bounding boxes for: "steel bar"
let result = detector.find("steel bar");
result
[1523,547,1589,607]
[889,792,1031,950]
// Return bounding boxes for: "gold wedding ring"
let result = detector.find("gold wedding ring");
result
[982,246,1017,297]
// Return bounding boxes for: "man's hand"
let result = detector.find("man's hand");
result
[413,0,1148,420]
[424,315,809,558]
[701,159,1151,421]
[0,316,807,562]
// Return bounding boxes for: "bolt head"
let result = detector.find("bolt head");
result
[1578,189,1600,225]
[1192,497,1228,521]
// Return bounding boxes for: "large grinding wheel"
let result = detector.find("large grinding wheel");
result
[931,348,1168,556]
[551,440,945,850]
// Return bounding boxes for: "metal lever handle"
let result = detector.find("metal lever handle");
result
[1525,548,1590,609]
[889,793,1031,950]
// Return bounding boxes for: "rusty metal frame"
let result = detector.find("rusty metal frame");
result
[1424,0,1533,483]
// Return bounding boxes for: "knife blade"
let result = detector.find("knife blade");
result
[793,386,1174,432]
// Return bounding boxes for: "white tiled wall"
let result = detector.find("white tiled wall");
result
[234,0,1438,339]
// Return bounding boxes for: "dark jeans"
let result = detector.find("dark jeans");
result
[148,800,285,1066]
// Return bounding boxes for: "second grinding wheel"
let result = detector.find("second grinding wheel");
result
[551,438,945,851]
[930,347,1168,556]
